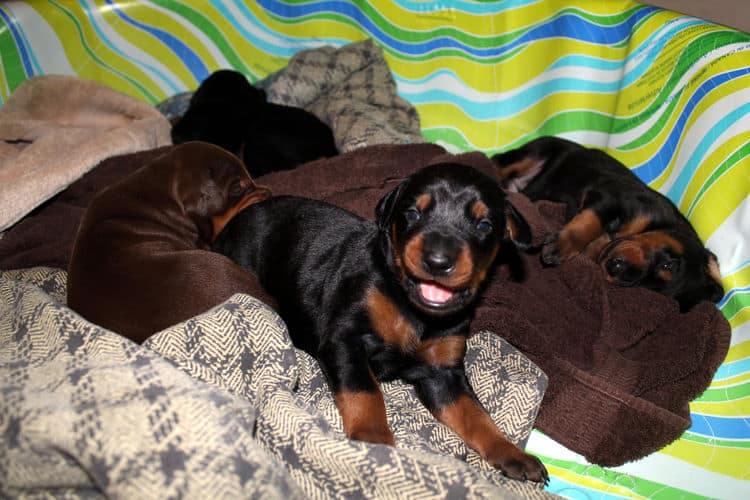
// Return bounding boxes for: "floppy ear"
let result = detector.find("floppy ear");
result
[504,201,532,249]
[375,180,407,231]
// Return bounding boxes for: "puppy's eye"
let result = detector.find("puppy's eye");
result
[658,259,678,274]
[476,219,493,234]
[405,208,421,223]
[229,179,244,198]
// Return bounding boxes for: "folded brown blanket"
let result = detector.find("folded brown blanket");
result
[0,75,172,232]
[0,143,731,467]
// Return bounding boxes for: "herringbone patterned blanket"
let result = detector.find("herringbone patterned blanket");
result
[0,267,553,499]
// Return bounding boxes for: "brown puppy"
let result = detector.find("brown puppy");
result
[67,141,272,343]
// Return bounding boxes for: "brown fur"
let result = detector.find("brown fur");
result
[67,142,273,343]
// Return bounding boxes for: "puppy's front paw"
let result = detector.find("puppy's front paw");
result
[488,449,549,484]
[348,425,395,446]
[541,233,563,266]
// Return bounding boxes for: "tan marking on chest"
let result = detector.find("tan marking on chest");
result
[417,336,466,367]
[366,288,419,352]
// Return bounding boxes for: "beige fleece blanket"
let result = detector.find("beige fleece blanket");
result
[0,267,553,499]
[0,75,171,232]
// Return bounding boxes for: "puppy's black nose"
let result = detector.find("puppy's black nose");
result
[422,251,455,275]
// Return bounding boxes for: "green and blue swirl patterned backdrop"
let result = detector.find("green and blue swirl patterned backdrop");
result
[1,1,748,497]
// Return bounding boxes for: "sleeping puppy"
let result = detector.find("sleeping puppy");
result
[67,142,273,343]
[492,135,724,311]
[213,164,548,483]
[171,69,338,177]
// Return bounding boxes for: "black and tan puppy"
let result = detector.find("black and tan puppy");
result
[492,135,724,311]
[171,69,338,177]
[213,163,548,483]
[67,142,273,343]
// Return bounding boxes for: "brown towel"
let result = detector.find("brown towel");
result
[0,143,730,466]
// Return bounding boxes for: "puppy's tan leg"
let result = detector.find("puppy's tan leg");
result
[542,208,604,264]
[435,395,548,483]
[335,388,395,445]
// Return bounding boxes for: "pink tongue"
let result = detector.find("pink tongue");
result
[419,281,454,304]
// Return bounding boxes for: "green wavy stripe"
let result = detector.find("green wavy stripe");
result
[381,42,527,66]
[615,30,750,144]
[687,141,750,218]
[265,4,645,53]
[544,456,705,499]
[721,291,750,320]
[421,127,474,151]
[681,431,750,449]
[422,108,615,153]
[697,382,750,402]
[613,87,683,148]
[0,12,27,97]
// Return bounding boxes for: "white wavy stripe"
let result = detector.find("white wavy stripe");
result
[527,431,748,499]
[609,42,750,141]
[660,87,750,198]
[707,196,750,295]
[143,1,232,73]
[80,0,178,94]
[5,2,74,75]
[397,63,624,107]
[729,321,750,348]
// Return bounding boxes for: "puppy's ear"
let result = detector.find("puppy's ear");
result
[375,180,407,231]
[504,201,532,249]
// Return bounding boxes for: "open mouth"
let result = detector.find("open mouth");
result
[407,277,472,314]
[419,280,455,304]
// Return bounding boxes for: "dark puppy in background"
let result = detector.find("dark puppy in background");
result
[492,135,724,311]
[171,69,338,177]
[214,163,548,483]
[67,142,273,343]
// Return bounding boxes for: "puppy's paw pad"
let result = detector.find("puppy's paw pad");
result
[493,453,549,484]
[541,234,562,266]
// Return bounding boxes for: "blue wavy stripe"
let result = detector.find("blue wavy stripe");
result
[713,356,750,381]
[103,0,209,83]
[258,0,657,58]
[718,284,750,308]
[550,54,624,72]
[398,77,620,120]
[670,104,750,206]
[687,414,750,440]
[632,67,750,187]
[0,8,34,78]
[394,0,541,15]
[547,476,630,500]
[78,1,180,94]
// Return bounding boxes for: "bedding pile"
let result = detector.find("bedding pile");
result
[158,39,426,153]
[0,267,550,499]
[0,75,171,232]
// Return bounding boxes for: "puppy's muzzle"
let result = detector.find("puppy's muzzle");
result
[421,232,461,276]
